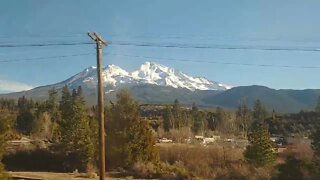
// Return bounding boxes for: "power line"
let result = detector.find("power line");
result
[2,33,319,43]
[0,42,93,48]
[105,52,320,69]
[108,41,320,52]
[0,33,88,39]
[1,39,320,53]
[0,50,319,69]
[0,53,95,63]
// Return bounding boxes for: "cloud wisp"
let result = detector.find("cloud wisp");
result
[0,79,34,93]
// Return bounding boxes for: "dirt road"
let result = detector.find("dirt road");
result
[8,171,133,180]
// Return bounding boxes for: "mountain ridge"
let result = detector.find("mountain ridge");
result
[1,62,320,113]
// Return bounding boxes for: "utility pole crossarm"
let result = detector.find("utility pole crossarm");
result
[94,32,107,45]
[88,32,107,45]
[87,32,97,41]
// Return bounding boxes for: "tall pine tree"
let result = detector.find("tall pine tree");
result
[172,99,182,129]
[163,106,173,132]
[106,90,159,168]
[16,96,35,134]
[60,86,96,171]
[191,103,204,134]
[244,123,276,167]
[252,99,268,128]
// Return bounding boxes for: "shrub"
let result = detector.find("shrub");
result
[159,144,245,178]
[276,156,304,180]
[132,161,158,178]
[158,162,190,179]
[3,149,66,172]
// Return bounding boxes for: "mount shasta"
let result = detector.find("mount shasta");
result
[61,61,230,91]
[1,62,320,113]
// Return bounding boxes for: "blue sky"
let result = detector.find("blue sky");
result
[1,0,320,93]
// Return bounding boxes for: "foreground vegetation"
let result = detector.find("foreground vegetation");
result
[1,87,320,179]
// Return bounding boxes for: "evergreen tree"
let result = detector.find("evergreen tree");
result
[47,88,61,122]
[206,112,216,131]
[106,90,159,168]
[0,109,13,179]
[252,99,268,128]
[310,123,320,175]
[172,99,182,129]
[72,86,95,170]
[215,107,225,132]
[191,103,203,134]
[163,106,173,132]
[59,86,73,141]
[244,123,276,167]
[16,96,35,134]
[60,86,96,171]
[60,85,72,123]
[253,99,267,121]
[47,88,58,110]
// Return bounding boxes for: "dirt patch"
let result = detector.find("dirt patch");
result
[8,171,135,180]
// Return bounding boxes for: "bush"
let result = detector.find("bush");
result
[3,149,66,172]
[158,162,190,179]
[159,144,245,178]
[132,161,158,178]
[276,156,304,180]
[158,144,276,179]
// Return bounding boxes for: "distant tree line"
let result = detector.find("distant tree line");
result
[1,89,320,179]
[0,87,159,176]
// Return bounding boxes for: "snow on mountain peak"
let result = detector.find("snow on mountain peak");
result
[64,62,231,91]
[104,64,129,76]
[131,61,227,91]
[132,61,174,83]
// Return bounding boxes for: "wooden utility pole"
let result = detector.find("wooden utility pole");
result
[88,32,107,180]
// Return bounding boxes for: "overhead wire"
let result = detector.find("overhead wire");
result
[108,41,320,52]
[105,52,320,69]
[1,33,320,43]
[1,37,320,52]
[0,33,88,39]
[0,50,319,69]
[0,42,94,48]
[0,52,95,63]
[0,34,320,52]
[0,36,320,69]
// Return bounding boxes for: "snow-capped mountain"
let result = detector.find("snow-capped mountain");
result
[61,62,231,91]
[3,62,320,113]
